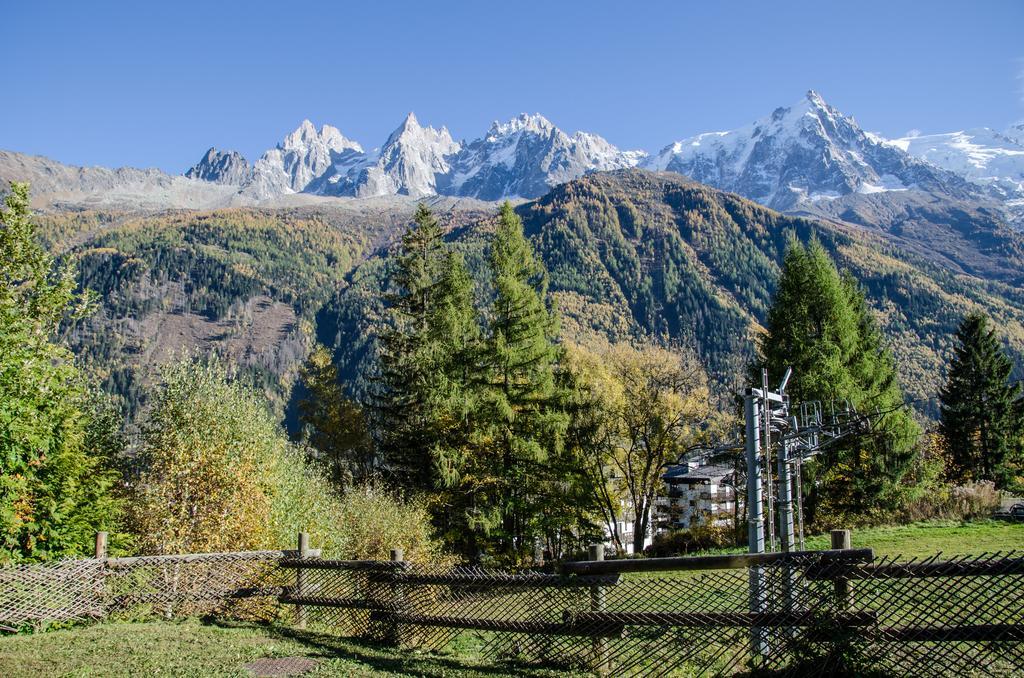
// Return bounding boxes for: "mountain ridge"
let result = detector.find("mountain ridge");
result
[6,91,1023,232]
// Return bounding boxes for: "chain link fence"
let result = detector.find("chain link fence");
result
[2,546,1022,675]
[0,550,295,629]
[280,549,1024,676]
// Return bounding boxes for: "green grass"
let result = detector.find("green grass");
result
[798,518,1024,559]
[624,518,1024,582]
[0,619,579,677]
[681,518,1024,560]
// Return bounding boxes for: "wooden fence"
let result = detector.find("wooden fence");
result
[2,533,1022,675]
[279,534,1024,676]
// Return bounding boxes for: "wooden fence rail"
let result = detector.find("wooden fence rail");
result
[278,538,1024,675]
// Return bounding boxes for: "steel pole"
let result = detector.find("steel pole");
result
[745,393,766,660]
[745,394,764,554]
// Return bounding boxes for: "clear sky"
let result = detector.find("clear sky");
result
[3,0,1022,174]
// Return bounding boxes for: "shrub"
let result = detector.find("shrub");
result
[127,357,448,565]
[332,485,449,566]
[267,450,446,565]
[126,358,282,554]
[902,481,1001,522]
[645,525,732,558]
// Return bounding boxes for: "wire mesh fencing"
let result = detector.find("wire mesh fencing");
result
[3,546,1022,675]
[0,559,106,627]
[0,550,293,628]
[280,550,1024,676]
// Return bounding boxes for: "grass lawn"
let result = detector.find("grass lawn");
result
[798,518,1024,559]
[675,518,1024,560]
[623,518,1024,582]
[0,619,579,678]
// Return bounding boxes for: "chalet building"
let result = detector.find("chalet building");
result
[656,461,737,530]
[600,460,737,556]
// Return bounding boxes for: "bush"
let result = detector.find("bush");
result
[812,480,1001,532]
[645,525,732,558]
[126,357,448,565]
[901,481,1001,522]
[126,358,282,554]
[268,453,446,566]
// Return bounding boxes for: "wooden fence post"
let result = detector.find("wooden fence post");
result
[389,548,405,646]
[831,529,851,610]
[94,532,108,560]
[296,532,310,629]
[94,531,108,618]
[588,543,608,673]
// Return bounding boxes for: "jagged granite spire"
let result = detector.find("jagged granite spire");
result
[185,148,252,185]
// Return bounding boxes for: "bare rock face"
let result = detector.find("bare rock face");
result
[185,148,252,185]
[194,113,644,201]
[0,150,243,210]
[351,112,461,198]
[6,94,1019,227]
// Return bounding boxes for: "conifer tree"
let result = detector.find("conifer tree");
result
[940,312,1024,487]
[373,204,480,498]
[0,183,121,562]
[471,202,571,561]
[756,238,920,521]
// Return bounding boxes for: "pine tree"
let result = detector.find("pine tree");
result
[374,204,450,489]
[373,204,481,498]
[756,238,920,521]
[0,183,121,562]
[471,202,571,562]
[940,312,1024,487]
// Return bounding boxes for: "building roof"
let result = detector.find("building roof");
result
[663,463,735,483]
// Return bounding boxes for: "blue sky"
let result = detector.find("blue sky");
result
[3,1,1022,173]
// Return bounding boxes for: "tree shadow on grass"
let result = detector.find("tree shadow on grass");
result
[206,619,574,677]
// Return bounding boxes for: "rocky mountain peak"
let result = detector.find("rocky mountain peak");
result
[645,91,975,210]
[383,112,458,152]
[805,89,828,109]
[488,113,558,139]
[1007,121,1024,145]
[184,147,252,185]
[281,120,361,154]
[351,114,461,198]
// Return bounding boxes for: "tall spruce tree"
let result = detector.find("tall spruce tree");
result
[373,204,480,497]
[756,238,920,521]
[471,202,571,562]
[940,312,1024,487]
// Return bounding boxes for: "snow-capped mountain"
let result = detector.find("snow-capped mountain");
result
[188,113,642,202]
[305,113,461,198]
[33,92,1016,221]
[888,128,1024,206]
[644,91,976,210]
[185,148,252,185]
[350,113,461,198]
[440,113,645,200]
[1007,122,1024,146]
[245,120,363,200]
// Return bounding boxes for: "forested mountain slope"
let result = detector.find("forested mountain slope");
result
[45,200,489,420]
[324,170,1024,414]
[39,169,1024,423]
